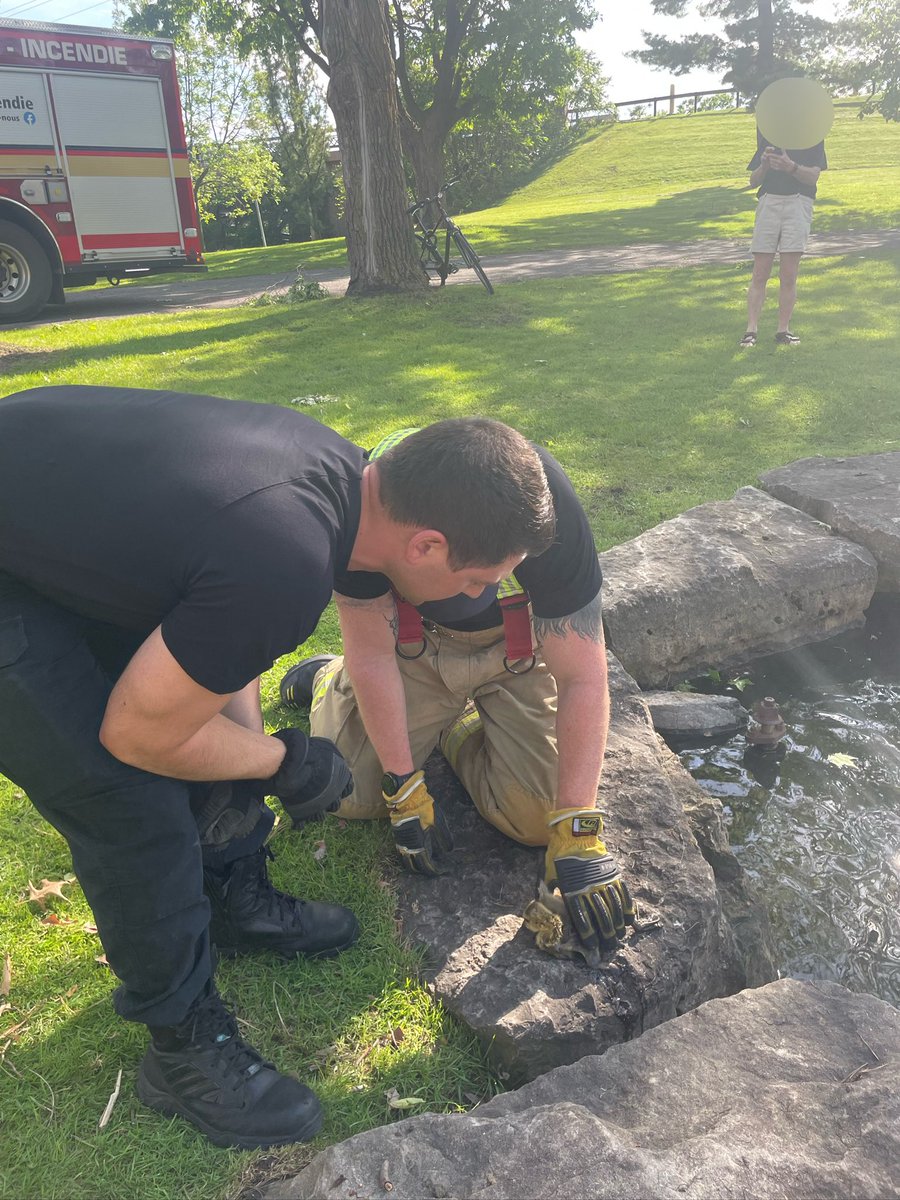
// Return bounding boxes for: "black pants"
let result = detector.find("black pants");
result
[0,573,271,1027]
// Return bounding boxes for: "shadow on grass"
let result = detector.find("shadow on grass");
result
[474,185,758,255]
[0,344,61,372]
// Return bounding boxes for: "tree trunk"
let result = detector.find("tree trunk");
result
[399,107,449,229]
[757,0,775,77]
[400,108,447,205]
[322,0,425,295]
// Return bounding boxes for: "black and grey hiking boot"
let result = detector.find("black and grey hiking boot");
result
[138,989,322,1149]
[205,845,358,959]
[279,654,337,710]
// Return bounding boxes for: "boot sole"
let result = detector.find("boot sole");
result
[213,924,360,962]
[136,1074,323,1149]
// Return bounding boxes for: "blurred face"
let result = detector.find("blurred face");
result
[390,544,525,606]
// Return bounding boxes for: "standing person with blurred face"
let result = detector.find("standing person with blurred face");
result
[740,128,827,348]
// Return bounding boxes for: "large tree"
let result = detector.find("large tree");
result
[630,1,836,97]
[131,1,597,202]
[320,0,424,293]
[128,0,423,291]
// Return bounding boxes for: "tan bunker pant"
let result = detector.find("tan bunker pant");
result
[310,623,559,846]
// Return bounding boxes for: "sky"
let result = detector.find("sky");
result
[1,0,842,102]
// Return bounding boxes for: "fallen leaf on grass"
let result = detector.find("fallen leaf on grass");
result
[0,1003,10,1018]
[1,953,10,996]
[41,913,76,926]
[312,841,327,863]
[82,922,98,935]
[384,1087,426,1111]
[25,879,71,910]
[827,752,860,770]
[389,1027,405,1049]
[95,954,110,969]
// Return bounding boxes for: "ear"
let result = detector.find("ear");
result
[404,529,449,564]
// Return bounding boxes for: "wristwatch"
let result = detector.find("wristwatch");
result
[382,770,415,798]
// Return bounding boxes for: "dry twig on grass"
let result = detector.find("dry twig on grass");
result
[98,1068,123,1129]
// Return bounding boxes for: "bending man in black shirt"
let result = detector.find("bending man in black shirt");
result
[281,427,636,965]
[0,388,556,1150]
[741,132,827,347]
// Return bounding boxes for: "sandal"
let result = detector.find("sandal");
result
[775,331,800,345]
[739,332,757,347]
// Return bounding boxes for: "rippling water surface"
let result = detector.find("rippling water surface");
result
[677,597,900,1004]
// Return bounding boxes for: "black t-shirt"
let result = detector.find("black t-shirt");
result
[748,131,827,199]
[335,447,602,631]
[0,386,365,693]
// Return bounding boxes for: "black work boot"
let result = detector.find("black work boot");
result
[279,654,337,710]
[205,845,359,959]
[137,988,322,1149]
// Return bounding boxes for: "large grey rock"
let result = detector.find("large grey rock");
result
[643,690,748,738]
[760,452,900,593]
[387,655,771,1085]
[599,486,878,689]
[263,979,900,1200]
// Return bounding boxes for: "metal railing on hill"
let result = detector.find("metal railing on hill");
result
[570,86,744,125]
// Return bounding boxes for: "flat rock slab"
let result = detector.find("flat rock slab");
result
[599,486,878,689]
[265,979,900,1200]
[382,655,767,1085]
[643,691,748,738]
[760,452,900,592]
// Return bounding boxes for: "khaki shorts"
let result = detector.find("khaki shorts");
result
[750,193,814,254]
[309,622,559,846]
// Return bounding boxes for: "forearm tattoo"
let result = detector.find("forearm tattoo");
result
[334,591,398,636]
[384,604,399,640]
[533,594,603,643]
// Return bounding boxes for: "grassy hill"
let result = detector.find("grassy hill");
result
[462,99,900,254]
[188,99,900,280]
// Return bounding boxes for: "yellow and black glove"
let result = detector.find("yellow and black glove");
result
[383,770,453,876]
[545,807,635,954]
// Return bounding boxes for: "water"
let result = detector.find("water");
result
[676,596,900,1005]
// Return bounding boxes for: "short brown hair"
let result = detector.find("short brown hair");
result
[375,418,555,568]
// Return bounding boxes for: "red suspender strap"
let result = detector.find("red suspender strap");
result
[498,593,535,668]
[391,588,535,672]
[392,589,427,659]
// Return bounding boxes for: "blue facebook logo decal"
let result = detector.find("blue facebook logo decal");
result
[23,111,37,125]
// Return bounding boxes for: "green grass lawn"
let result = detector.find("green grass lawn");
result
[121,99,900,286]
[2,251,900,1199]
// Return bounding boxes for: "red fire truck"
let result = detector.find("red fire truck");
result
[1,19,205,321]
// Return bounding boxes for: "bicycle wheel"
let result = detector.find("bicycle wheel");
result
[450,228,493,294]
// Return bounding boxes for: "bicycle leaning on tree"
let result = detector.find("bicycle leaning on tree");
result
[407,180,493,295]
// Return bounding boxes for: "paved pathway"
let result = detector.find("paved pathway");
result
[6,228,898,330]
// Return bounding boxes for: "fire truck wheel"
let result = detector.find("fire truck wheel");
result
[0,220,53,323]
